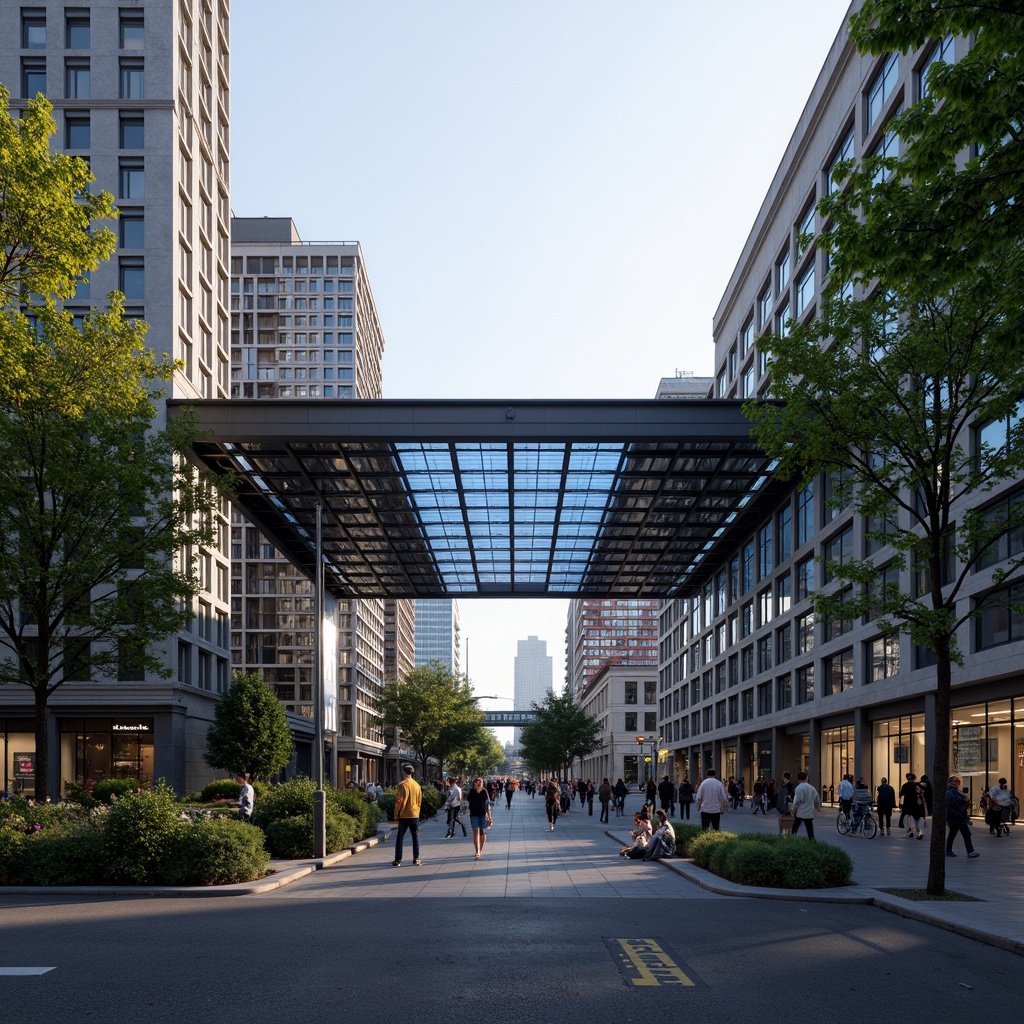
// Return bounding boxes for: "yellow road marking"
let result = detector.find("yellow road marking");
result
[608,938,696,987]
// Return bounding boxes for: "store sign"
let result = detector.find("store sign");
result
[112,723,152,733]
[13,752,34,780]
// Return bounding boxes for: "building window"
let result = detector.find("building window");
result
[867,53,899,126]
[120,11,145,49]
[741,645,754,681]
[644,680,656,704]
[65,59,90,99]
[824,525,854,582]
[742,541,755,594]
[758,522,773,579]
[796,556,814,602]
[775,575,791,617]
[827,126,855,195]
[796,612,815,655]
[976,583,1024,650]
[758,588,772,627]
[796,482,815,547]
[867,636,900,682]
[824,649,854,695]
[976,490,1024,571]
[976,400,1022,473]
[796,664,814,704]
[759,286,773,327]
[824,589,853,641]
[919,35,954,100]
[624,712,637,732]
[120,59,145,99]
[644,712,657,732]
[728,694,739,725]
[119,258,144,300]
[796,265,815,317]
[741,601,753,638]
[776,674,792,711]
[65,114,90,149]
[22,11,46,48]
[118,642,146,681]
[797,201,816,257]
[119,162,144,199]
[757,681,772,716]
[742,365,756,399]
[624,680,637,705]
[119,213,144,249]
[776,622,792,664]
[66,12,90,48]
[119,114,144,149]
[715,701,727,729]
[777,505,792,564]
[757,635,772,674]
[742,689,754,721]
[22,59,47,98]
[741,320,754,356]
[777,250,791,292]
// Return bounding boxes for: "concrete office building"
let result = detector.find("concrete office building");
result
[513,636,552,749]
[0,0,233,797]
[414,599,461,676]
[229,217,391,787]
[658,3,1024,806]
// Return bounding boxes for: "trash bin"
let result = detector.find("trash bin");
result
[778,813,794,835]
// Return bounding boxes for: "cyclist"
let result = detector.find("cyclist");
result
[851,777,872,831]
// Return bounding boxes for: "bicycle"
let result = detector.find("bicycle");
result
[836,807,878,838]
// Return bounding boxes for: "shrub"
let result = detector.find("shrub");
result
[62,781,100,810]
[93,778,143,805]
[420,786,443,819]
[200,778,241,803]
[21,824,105,886]
[252,776,319,830]
[378,793,397,821]
[689,829,738,868]
[688,832,853,889]
[0,828,27,885]
[163,819,269,886]
[263,811,357,858]
[332,789,384,839]
[669,822,704,857]
[102,783,185,884]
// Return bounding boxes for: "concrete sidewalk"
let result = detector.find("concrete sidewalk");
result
[642,799,1024,955]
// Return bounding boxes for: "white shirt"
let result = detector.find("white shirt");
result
[695,776,729,814]
[445,784,463,808]
[791,781,820,819]
[838,778,854,800]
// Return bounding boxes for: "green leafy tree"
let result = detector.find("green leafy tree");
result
[0,84,226,801]
[748,229,1024,895]
[450,730,505,779]
[518,690,602,779]
[378,662,484,781]
[204,671,295,782]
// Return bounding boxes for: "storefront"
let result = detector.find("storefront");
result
[821,724,854,804]
[871,713,926,798]
[1,721,37,798]
[58,718,155,792]
[951,697,1023,811]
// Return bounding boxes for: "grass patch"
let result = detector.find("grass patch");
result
[879,888,982,902]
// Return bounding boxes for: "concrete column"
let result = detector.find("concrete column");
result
[854,705,871,781]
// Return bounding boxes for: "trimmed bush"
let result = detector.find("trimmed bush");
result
[199,778,242,803]
[669,822,704,857]
[332,789,384,839]
[163,819,269,886]
[92,778,142,805]
[102,783,185,884]
[263,811,357,858]
[689,829,739,868]
[21,824,105,886]
[378,793,397,821]
[0,828,27,885]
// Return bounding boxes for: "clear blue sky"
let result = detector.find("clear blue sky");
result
[229,0,853,707]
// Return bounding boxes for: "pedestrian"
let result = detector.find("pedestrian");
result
[466,776,491,859]
[235,774,255,823]
[598,778,612,823]
[945,775,980,858]
[790,770,821,840]
[643,809,676,861]
[988,777,1015,834]
[759,777,771,814]
[505,777,515,810]
[613,778,628,817]
[678,777,694,819]
[899,772,926,840]
[695,768,729,831]
[875,776,896,836]
[645,777,657,809]
[919,774,934,817]
[392,764,422,867]
[444,776,466,838]
[838,774,854,817]
[777,772,794,815]
[544,777,560,831]
[577,778,588,807]
[658,775,675,815]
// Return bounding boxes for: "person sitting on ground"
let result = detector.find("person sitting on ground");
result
[620,812,652,858]
[642,810,676,861]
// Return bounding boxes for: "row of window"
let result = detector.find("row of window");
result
[21,8,144,51]
[230,256,357,276]
[63,111,143,150]
[20,57,145,100]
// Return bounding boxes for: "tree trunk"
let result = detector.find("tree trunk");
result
[33,686,50,803]
[926,647,952,895]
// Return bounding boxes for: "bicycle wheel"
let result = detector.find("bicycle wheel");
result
[862,814,878,839]
[836,811,850,835]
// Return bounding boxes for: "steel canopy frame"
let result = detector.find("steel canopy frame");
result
[170,398,782,600]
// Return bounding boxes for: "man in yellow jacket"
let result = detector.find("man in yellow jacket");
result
[393,764,423,867]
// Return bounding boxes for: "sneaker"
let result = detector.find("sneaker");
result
[968,851,980,858]
[906,832,914,838]
[917,833,924,839]
[392,861,401,867]
[946,851,957,857]
[414,859,422,865]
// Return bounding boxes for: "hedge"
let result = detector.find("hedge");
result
[686,830,852,888]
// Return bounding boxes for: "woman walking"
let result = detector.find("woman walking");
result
[544,777,560,831]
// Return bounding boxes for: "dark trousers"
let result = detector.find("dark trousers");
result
[395,818,420,862]
[546,801,558,824]
[946,821,975,854]
[791,815,815,840]
[700,811,721,831]
[680,802,691,819]
[599,799,610,822]
[877,809,892,832]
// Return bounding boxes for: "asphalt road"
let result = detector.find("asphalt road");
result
[1,890,1019,1024]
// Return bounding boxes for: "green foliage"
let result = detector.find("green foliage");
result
[102,783,185,885]
[252,776,375,854]
[263,811,357,858]
[332,789,385,837]
[62,781,100,810]
[0,85,116,303]
[669,822,704,857]
[420,786,443,820]
[0,828,28,885]
[21,824,105,886]
[377,793,397,821]
[204,670,294,782]
[200,778,242,803]
[688,832,853,889]
[162,819,269,886]
[518,690,603,778]
[92,778,142,805]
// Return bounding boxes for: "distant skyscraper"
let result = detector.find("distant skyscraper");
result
[414,600,461,675]
[514,636,553,748]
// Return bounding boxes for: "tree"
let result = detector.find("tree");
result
[0,86,226,801]
[204,671,294,781]
[378,662,485,782]
[518,690,602,779]
[451,731,505,779]
[748,227,1024,895]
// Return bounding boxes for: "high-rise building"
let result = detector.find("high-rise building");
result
[658,2,1024,807]
[228,217,391,787]
[566,599,659,702]
[513,635,552,748]
[0,0,233,797]
[413,599,461,676]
